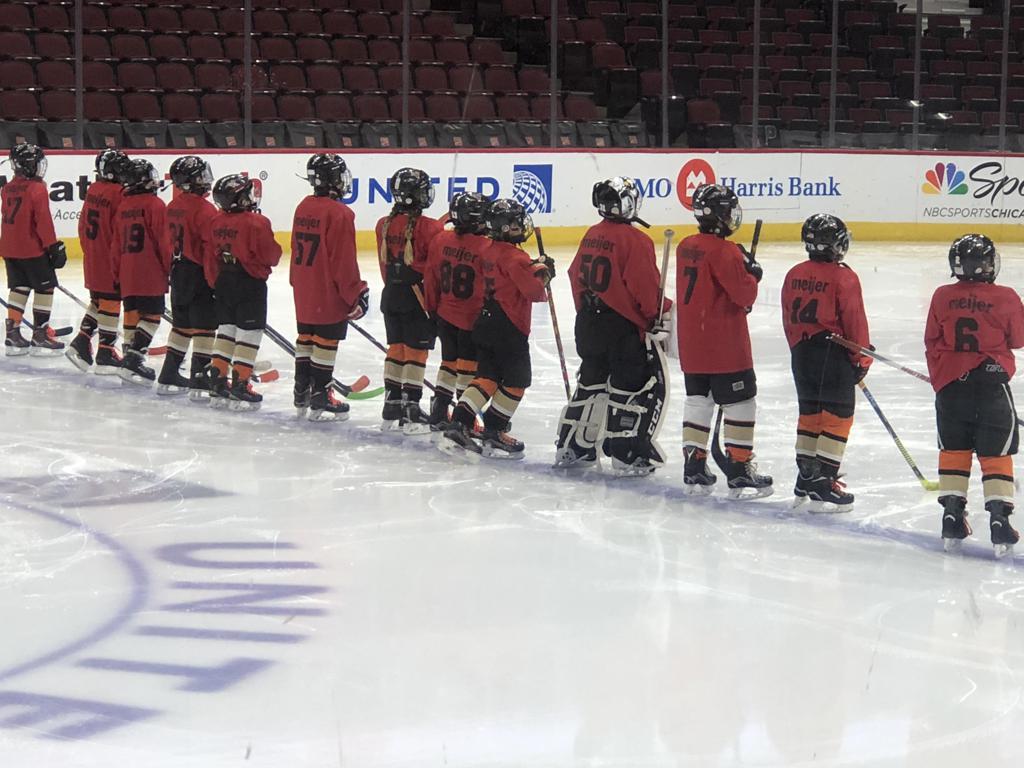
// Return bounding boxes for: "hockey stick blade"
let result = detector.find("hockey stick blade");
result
[345,385,385,401]
[709,408,729,474]
[48,325,73,338]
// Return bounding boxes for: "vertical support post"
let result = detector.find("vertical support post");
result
[661,0,669,147]
[828,0,839,148]
[243,0,253,148]
[402,0,411,147]
[999,0,1010,152]
[752,0,762,148]
[911,0,923,151]
[550,0,559,147]
[74,0,83,148]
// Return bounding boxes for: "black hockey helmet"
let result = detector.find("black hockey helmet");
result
[593,176,642,223]
[449,191,488,235]
[389,167,434,211]
[169,156,213,195]
[212,173,260,213]
[801,213,851,263]
[692,183,742,236]
[949,233,999,283]
[95,148,131,183]
[485,198,534,244]
[9,143,46,179]
[306,153,351,198]
[123,158,162,195]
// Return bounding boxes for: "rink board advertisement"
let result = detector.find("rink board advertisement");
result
[8,149,1024,252]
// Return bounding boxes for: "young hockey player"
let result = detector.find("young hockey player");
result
[676,183,772,498]
[110,158,171,385]
[422,191,491,430]
[554,177,671,476]
[160,155,218,397]
[0,144,66,355]
[291,153,368,421]
[782,214,871,510]
[68,148,131,373]
[204,174,282,411]
[441,199,554,459]
[376,167,443,434]
[925,234,1024,556]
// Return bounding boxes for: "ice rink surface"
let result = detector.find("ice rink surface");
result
[3,241,1024,767]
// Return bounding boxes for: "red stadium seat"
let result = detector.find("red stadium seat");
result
[156,62,198,93]
[84,91,122,120]
[342,64,379,92]
[0,91,40,120]
[279,94,315,120]
[201,93,241,121]
[389,93,426,119]
[38,60,74,90]
[353,92,391,119]
[315,93,354,120]
[425,92,460,121]
[415,64,450,92]
[308,64,345,93]
[122,92,162,121]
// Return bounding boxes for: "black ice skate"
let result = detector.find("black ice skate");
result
[4,320,29,357]
[228,377,262,412]
[119,348,156,385]
[381,397,403,432]
[793,456,819,505]
[156,359,191,396]
[428,395,452,433]
[94,345,123,375]
[480,428,524,460]
[30,325,64,356]
[940,495,971,554]
[802,460,854,513]
[188,370,211,402]
[610,453,656,477]
[294,383,311,418]
[401,399,431,436]
[439,422,483,459]
[683,447,717,496]
[203,366,231,409]
[722,451,774,499]
[552,441,597,470]
[307,387,350,422]
[987,500,1019,559]
[65,333,94,372]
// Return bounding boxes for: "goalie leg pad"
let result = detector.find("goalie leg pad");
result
[554,380,608,468]
[602,339,669,466]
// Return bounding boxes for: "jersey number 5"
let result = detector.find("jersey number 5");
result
[294,232,320,266]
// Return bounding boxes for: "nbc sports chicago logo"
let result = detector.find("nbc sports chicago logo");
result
[510,164,553,214]
[922,162,968,196]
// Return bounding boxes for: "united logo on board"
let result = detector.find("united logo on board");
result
[922,162,968,195]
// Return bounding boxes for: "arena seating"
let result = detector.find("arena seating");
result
[0,0,1023,150]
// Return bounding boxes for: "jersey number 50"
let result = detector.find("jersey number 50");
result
[579,253,611,292]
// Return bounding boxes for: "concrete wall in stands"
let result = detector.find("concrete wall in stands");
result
[13,149,1024,255]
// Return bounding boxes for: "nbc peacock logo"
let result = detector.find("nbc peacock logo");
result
[922,162,968,195]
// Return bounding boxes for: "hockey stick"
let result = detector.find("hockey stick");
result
[535,227,571,400]
[709,219,763,475]
[829,333,1024,430]
[263,322,371,397]
[656,229,675,315]
[857,380,939,491]
[347,317,438,394]
[0,296,74,337]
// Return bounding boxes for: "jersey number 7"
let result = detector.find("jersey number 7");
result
[294,232,320,266]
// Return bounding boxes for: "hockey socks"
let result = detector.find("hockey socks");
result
[682,393,714,450]
[6,288,29,324]
[722,398,756,464]
[31,290,54,329]
[938,450,972,498]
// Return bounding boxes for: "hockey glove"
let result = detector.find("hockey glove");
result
[647,321,671,344]
[533,255,556,281]
[853,364,868,384]
[744,257,763,283]
[47,241,67,270]
[348,287,370,321]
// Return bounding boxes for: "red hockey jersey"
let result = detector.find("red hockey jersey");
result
[569,220,664,331]
[781,259,872,367]
[290,195,366,325]
[205,210,282,284]
[111,194,171,297]
[479,241,549,337]
[166,191,217,273]
[675,233,758,373]
[375,212,443,283]
[925,280,1024,392]
[0,177,57,260]
[423,229,491,331]
[79,179,124,293]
